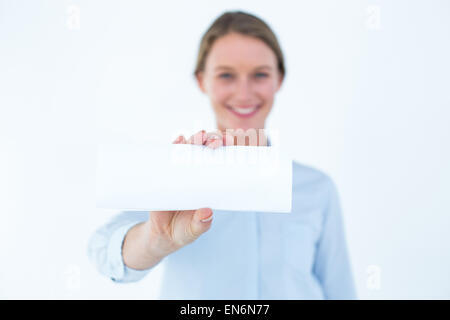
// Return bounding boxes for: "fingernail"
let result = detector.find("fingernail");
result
[208,135,220,141]
[200,214,213,222]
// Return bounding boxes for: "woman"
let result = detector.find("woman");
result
[88,11,357,299]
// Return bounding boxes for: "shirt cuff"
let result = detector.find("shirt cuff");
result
[107,221,153,283]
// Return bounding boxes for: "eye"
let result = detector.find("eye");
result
[255,72,268,78]
[219,73,233,79]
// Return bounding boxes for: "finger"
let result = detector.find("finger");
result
[190,208,213,237]
[204,131,223,148]
[173,135,187,144]
[148,210,178,235]
[192,208,213,228]
[205,137,223,149]
[205,130,222,141]
[187,130,207,145]
[196,207,213,222]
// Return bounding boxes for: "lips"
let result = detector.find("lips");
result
[226,104,261,118]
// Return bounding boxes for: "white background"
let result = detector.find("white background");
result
[1,0,449,299]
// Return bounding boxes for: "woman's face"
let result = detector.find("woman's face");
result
[196,32,283,133]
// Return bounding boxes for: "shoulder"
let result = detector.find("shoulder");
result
[291,160,338,213]
[292,160,335,192]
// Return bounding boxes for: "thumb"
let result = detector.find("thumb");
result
[190,208,214,237]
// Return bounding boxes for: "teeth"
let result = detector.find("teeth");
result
[231,106,258,115]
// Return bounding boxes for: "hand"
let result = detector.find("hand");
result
[142,132,229,258]
[123,206,213,270]
[174,129,235,149]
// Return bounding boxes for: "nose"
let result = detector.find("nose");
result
[234,76,254,102]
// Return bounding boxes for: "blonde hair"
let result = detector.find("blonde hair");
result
[193,11,286,79]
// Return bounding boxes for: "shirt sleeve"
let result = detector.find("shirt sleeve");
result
[313,178,358,299]
[87,211,156,283]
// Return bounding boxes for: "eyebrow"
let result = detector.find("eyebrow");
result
[214,65,273,71]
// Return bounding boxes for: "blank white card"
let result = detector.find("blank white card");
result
[95,142,292,213]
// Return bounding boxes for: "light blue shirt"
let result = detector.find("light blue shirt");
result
[87,140,357,299]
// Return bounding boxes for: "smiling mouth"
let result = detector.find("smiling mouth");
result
[226,104,261,118]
